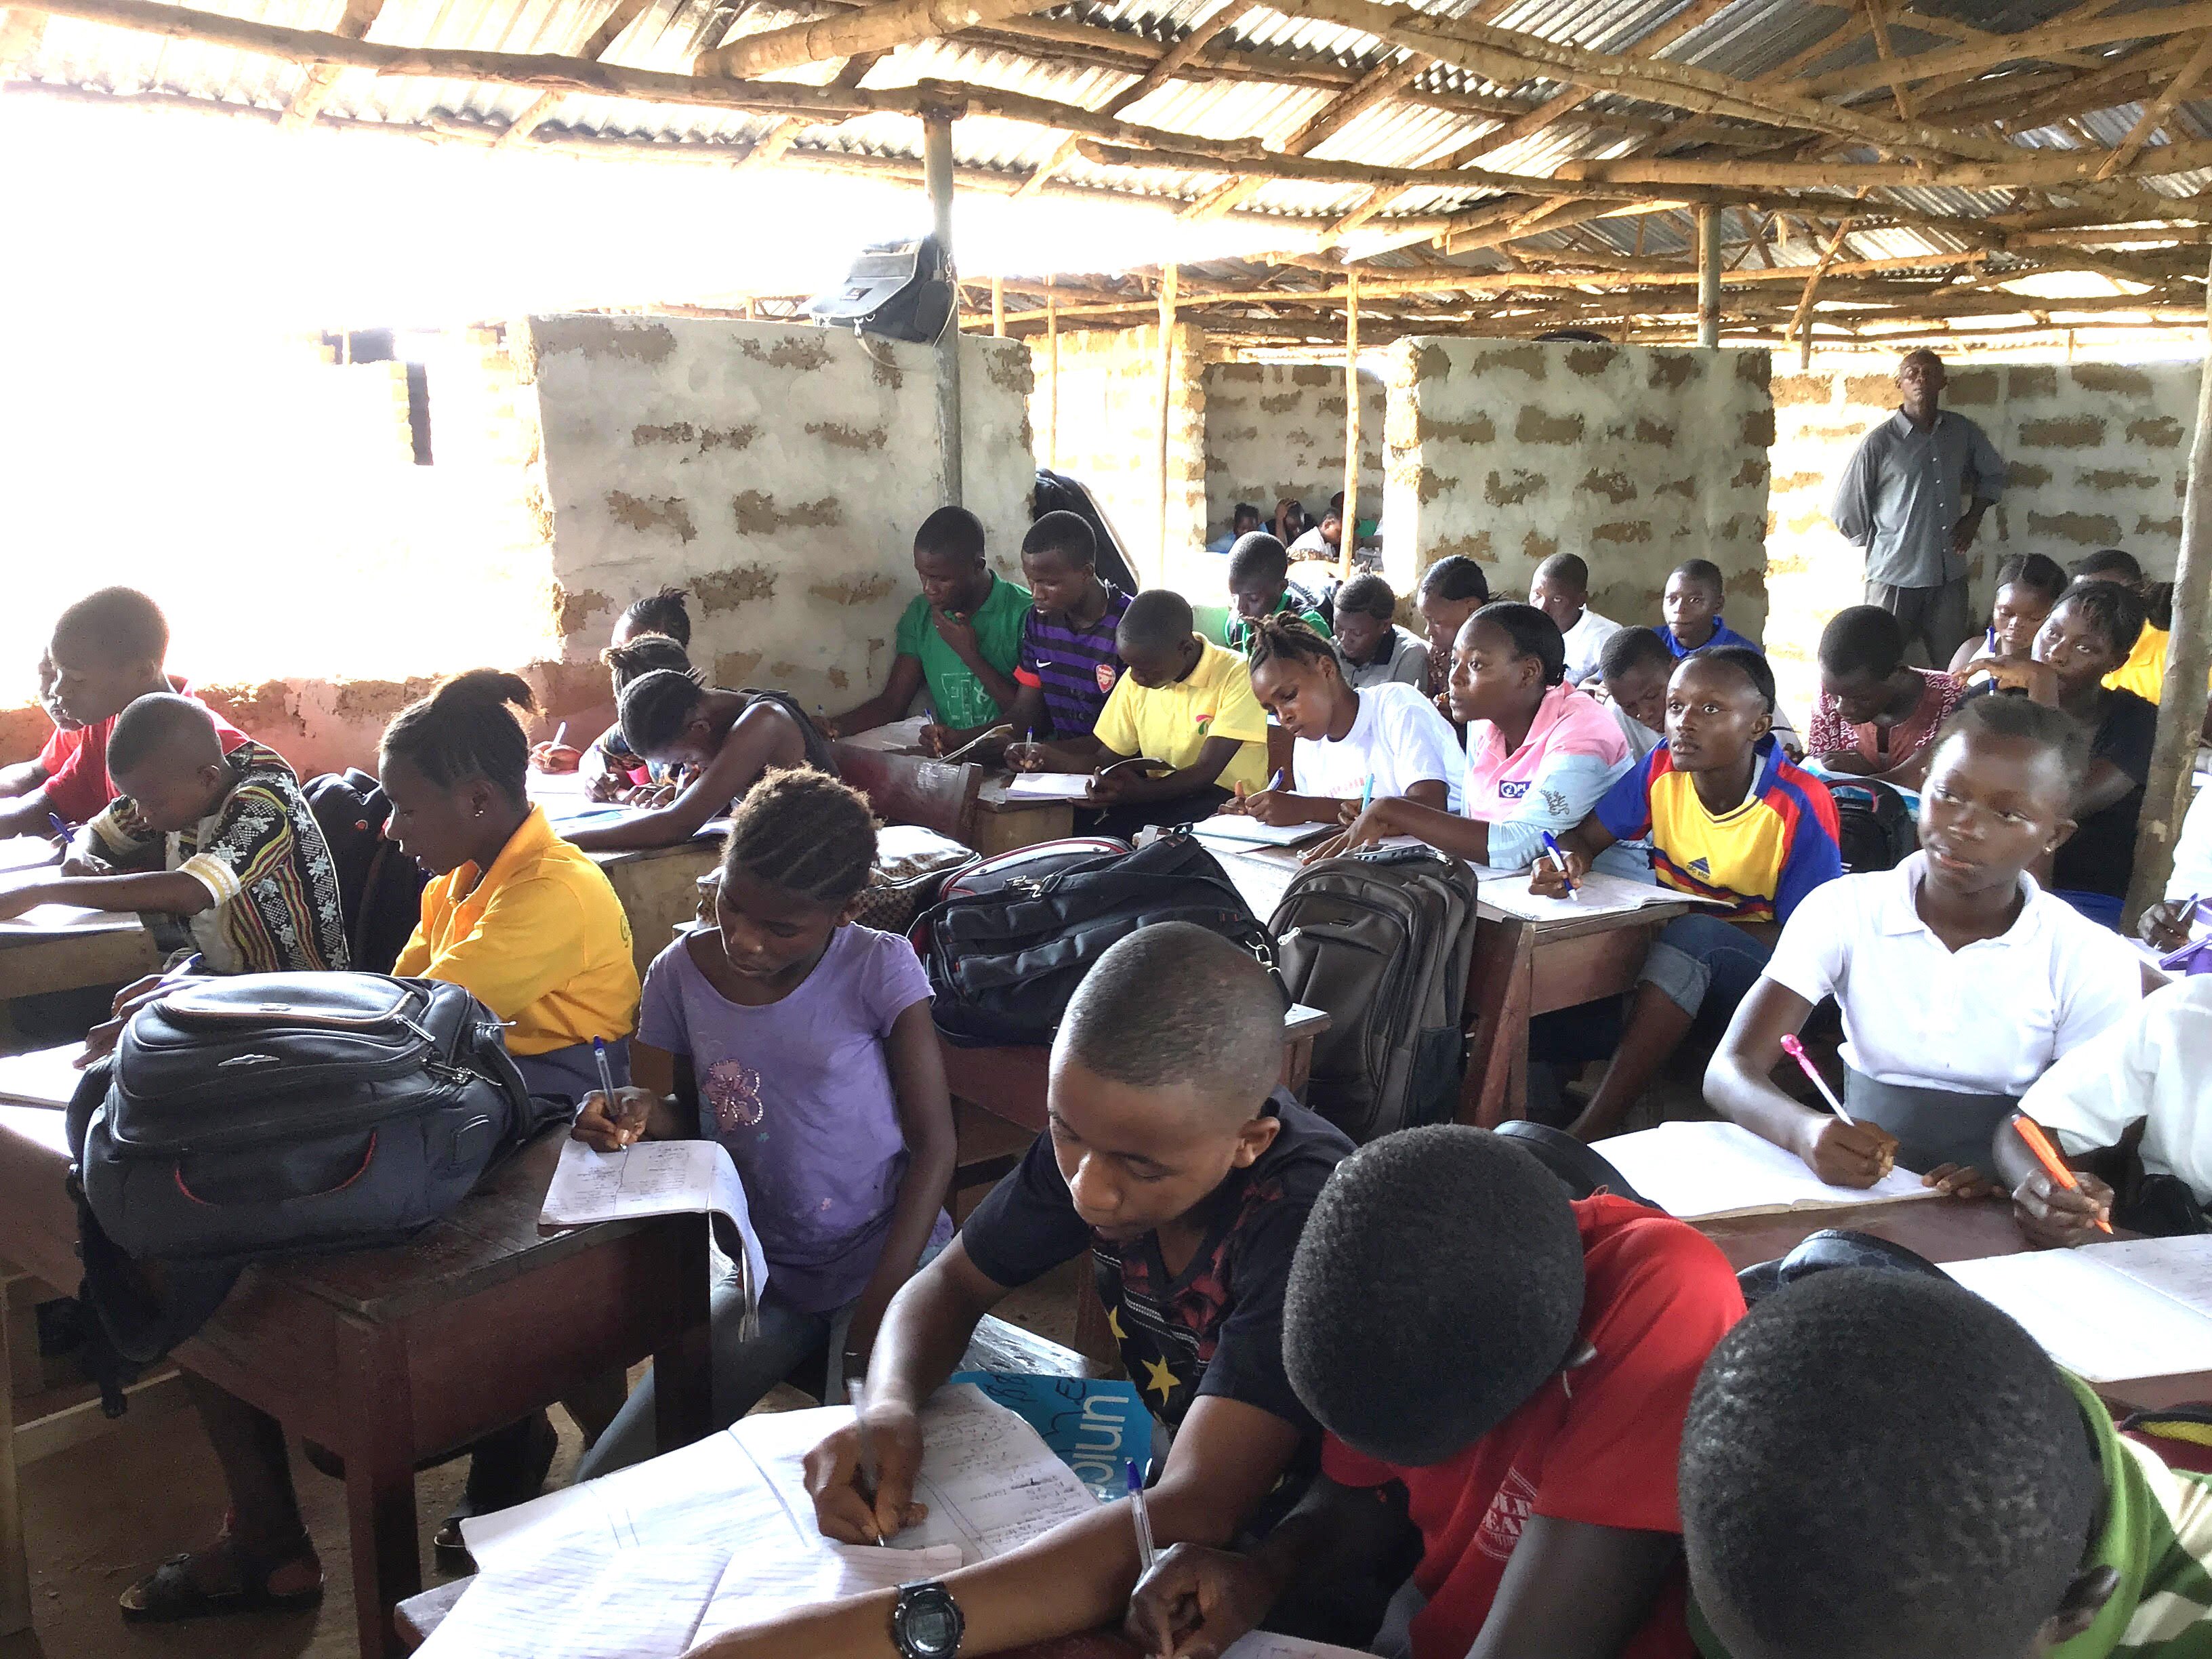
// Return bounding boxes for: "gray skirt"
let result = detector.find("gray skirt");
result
[1843,1065,2015,1176]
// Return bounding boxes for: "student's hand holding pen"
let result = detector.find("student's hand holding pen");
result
[2142,898,2198,953]
[2010,1165,2115,1250]
[1797,1115,1900,1188]
[583,769,626,802]
[1234,780,1304,829]
[803,1401,930,1546]
[1125,1541,1280,1659]
[570,1086,659,1151]
[1005,739,1056,773]
[1527,846,1589,900]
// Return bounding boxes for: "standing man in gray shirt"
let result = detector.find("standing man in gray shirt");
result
[1829,348,2006,665]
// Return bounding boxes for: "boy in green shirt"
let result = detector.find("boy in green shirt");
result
[1226,533,1332,654]
[1680,1271,2212,1659]
[822,507,1029,755]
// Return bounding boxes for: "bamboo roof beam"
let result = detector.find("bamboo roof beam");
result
[1179,48,1422,220]
[2097,28,2212,178]
[495,0,652,149]
[1555,142,2212,189]
[276,0,382,131]
[1803,1,2212,98]
[695,0,1053,79]
[1891,7,2106,71]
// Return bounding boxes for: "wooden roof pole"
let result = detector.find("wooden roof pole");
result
[495,0,652,149]
[1340,266,1359,584]
[1181,50,1420,222]
[2125,244,2212,928]
[2097,28,2212,178]
[1790,211,1860,368]
[1696,206,1721,347]
[277,0,382,131]
[1155,265,1178,585]
[1803,0,2212,98]
[925,109,962,508]
[697,0,1054,79]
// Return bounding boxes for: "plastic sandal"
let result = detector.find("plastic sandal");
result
[118,1534,322,1624]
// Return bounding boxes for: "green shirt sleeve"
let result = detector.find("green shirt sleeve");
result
[977,575,1032,676]
[894,593,930,660]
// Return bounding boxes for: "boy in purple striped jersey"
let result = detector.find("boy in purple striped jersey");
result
[1000,511,1132,747]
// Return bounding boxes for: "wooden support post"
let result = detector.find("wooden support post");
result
[991,274,1005,336]
[1340,267,1360,583]
[1696,204,1721,348]
[1156,264,1179,586]
[1046,276,1059,470]
[2125,247,2212,927]
[924,111,962,507]
[1791,212,1859,369]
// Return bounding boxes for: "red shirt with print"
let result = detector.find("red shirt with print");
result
[37,679,253,824]
[1320,1195,1745,1659]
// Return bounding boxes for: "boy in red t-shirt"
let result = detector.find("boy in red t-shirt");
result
[1127,1126,1745,1659]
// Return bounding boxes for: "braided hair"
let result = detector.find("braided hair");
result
[620,588,691,647]
[602,632,694,692]
[382,670,536,804]
[719,767,878,905]
[1246,612,1340,676]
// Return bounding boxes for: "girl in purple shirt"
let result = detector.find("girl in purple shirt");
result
[573,768,956,1476]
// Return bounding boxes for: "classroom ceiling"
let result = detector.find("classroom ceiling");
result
[7,0,2212,346]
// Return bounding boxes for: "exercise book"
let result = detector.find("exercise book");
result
[539,1136,769,1309]
[1593,1120,1937,1221]
[1944,1237,2212,1385]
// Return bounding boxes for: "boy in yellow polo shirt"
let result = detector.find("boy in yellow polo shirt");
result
[1008,588,1269,840]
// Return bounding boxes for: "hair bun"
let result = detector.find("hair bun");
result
[434,668,537,715]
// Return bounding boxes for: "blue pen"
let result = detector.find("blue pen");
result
[1267,769,1285,794]
[1361,773,1374,813]
[1126,1459,1156,1574]
[47,813,70,842]
[1540,830,1579,898]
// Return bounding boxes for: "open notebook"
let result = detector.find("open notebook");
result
[1944,1237,2212,1385]
[1191,815,1335,849]
[1593,1119,1936,1221]
[0,1043,89,1109]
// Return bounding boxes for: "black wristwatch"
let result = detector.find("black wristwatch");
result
[889,1579,965,1659]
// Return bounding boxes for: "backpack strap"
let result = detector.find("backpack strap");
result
[66,1165,241,1417]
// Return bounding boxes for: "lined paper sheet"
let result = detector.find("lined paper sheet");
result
[842,716,933,754]
[0,1043,88,1109]
[1469,865,1723,924]
[1000,773,1094,802]
[1944,1242,2212,1384]
[1594,1120,1936,1221]
[539,1138,769,1311]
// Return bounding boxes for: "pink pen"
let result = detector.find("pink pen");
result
[1778,1034,1856,1126]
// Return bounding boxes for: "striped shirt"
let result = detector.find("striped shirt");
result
[1595,736,1843,925]
[1015,581,1132,740]
[89,741,348,975]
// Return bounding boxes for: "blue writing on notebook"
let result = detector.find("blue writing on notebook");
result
[949,1370,1151,1502]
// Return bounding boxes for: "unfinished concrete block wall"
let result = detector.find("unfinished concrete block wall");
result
[1765,360,2200,721]
[522,315,1036,725]
[1202,363,1385,541]
[1383,337,1774,644]
[1028,323,1208,593]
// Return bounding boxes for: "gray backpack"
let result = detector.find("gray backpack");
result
[1269,845,1477,1142]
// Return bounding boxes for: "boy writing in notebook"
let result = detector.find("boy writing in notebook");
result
[684,922,1352,1659]
[0,695,346,973]
[0,588,251,838]
[1008,590,1269,840]
[1680,1269,2212,1659]
[1128,1126,1744,1659]
[821,508,1029,756]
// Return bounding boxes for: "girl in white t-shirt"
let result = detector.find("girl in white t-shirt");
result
[1704,695,2142,1188]
[1231,614,1463,827]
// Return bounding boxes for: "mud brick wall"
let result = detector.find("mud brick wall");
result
[1383,338,1775,644]
[1765,360,2200,720]
[1029,323,1208,594]
[1202,363,1386,543]
[523,314,1036,724]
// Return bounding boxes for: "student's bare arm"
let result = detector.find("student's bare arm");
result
[2074,756,2137,821]
[0,869,210,921]
[1705,981,1897,1186]
[825,655,925,739]
[0,789,60,839]
[1466,1517,1685,1659]
[704,1396,1305,1659]
[1311,791,1483,859]
[0,759,48,800]
[565,704,802,851]
[844,1003,959,1363]
[1099,736,1245,804]
[1994,1112,2115,1248]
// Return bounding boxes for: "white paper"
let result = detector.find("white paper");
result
[0,836,60,874]
[2096,1235,2212,1313]
[417,1543,726,1659]
[695,1542,964,1642]
[1191,815,1334,848]
[539,1139,770,1318]
[842,716,933,753]
[1944,1246,2212,1384]
[0,1042,88,1109]
[0,901,142,934]
[1000,773,1094,802]
[1469,865,1725,924]
[1594,1120,1938,1221]
[1221,1637,1376,1659]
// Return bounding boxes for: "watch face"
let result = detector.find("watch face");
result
[906,1602,959,1655]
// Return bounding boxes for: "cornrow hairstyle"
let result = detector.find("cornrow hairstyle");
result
[1418,555,1490,605]
[1335,573,1397,622]
[1246,613,1340,676]
[616,668,709,758]
[382,669,537,803]
[1933,694,2089,804]
[1022,510,1097,568]
[915,505,986,564]
[621,587,692,647]
[2052,577,2147,661]
[1469,600,1566,688]
[107,693,219,778]
[601,632,695,692]
[1672,558,1725,597]
[1683,644,1776,713]
[53,586,167,666]
[1995,553,2068,607]
[719,766,878,906]
[1601,624,1673,680]
[1227,532,1291,587]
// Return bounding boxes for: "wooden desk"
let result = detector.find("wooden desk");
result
[589,840,722,981]
[974,775,1078,857]
[0,1109,713,1659]
[0,920,159,1002]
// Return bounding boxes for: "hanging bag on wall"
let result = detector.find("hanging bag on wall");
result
[806,236,955,345]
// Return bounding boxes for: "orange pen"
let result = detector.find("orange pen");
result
[2013,1115,2114,1235]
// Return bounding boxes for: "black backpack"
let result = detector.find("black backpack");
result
[914,832,1277,1046]
[64,972,551,1413]
[1269,845,1478,1142]
[806,235,955,344]
[304,769,429,972]
[1826,779,1917,874]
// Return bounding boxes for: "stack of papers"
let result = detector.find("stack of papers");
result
[1944,1237,2212,1384]
[1594,1119,1936,1221]
[840,716,932,754]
